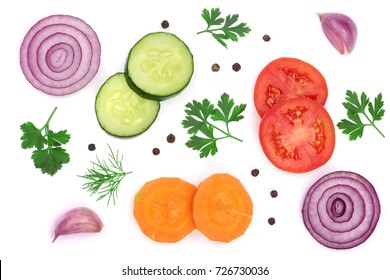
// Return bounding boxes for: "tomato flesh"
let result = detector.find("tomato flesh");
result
[254,57,328,117]
[259,97,335,173]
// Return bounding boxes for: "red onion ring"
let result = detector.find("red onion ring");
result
[20,15,101,96]
[302,171,380,249]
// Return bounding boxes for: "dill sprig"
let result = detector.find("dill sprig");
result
[79,145,132,206]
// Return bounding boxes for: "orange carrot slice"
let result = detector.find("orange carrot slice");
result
[133,177,197,243]
[193,173,253,242]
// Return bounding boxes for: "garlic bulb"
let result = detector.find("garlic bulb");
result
[318,12,358,55]
[53,207,103,242]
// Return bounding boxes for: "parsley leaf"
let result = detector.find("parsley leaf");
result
[197,7,251,48]
[20,122,46,149]
[20,107,71,176]
[337,90,385,140]
[201,7,224,28]
[32,147,69,176]
[182,93,246,158]
[48,130,71,147]
[212,93,246,123]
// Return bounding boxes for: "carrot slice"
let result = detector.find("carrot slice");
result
[133,177,197,243]
[193,173,253,242]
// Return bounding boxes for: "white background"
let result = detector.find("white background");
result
[1,0,389,279]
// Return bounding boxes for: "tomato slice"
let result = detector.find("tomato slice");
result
[259,97,335,173]
[254,57,328,117]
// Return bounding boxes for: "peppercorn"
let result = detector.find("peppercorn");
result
[270,190,278,198]
[167,133,176,143]
[88,143,96,151]
[161,20,169,29]
[232,62,241,72]
[262,34,271,42]
[211,63,220,72]
[251,168,260,177]
[152,148,160,155]
[268,217,276,225]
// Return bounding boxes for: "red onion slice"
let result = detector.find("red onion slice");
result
[20,15,101,96]
[302,171,380,249]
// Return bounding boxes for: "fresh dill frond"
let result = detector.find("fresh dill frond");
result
[79,145,132,206]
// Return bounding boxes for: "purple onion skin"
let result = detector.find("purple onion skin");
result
[318,13,358,55]
[302,171,380,249]
[20,15,101,96]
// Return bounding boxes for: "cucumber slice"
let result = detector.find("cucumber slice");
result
[95,73,160,137]
[125,32,194,101]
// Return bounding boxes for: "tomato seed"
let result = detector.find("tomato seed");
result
[167,133,176,143]
[262,34,271,42]
[251,169,260,177]
[211,63,220,72]
[88,143,96,151]
[270,190,278,198]
[152,148,160,155]
[268,217,276,225]
[161,20,169,29]
[232,63,241,72]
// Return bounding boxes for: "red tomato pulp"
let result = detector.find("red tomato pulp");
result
[259,97,335,173]
[254,57,328,117]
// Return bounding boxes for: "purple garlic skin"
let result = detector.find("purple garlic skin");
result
[53,207,103,242]
[318,12,358,55]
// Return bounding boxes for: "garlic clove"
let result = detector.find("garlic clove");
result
[318,12,358,55]
[53,207,103,242]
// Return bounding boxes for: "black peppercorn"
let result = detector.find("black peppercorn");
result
[268,217,276,225]
[88,143,96,151]
[251,169,260,177]
[161,20,169,29]
[232,63,241,72]
[166,133,176,143]
[152,148,160,155]
[262,34,271,42]
[270,190,278,198]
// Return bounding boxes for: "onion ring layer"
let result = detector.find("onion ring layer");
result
[302,171,380,249]
[20,14,101,95]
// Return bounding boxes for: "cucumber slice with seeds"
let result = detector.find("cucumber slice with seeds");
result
[125,32,194,101]
[95,73,160,137]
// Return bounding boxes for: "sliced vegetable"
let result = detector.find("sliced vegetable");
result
[193,173,253,242]
[20,107,70,176]
[133,177,197,243]
[20,14,101,96]
[318,12,358,55]
[125,32,194,101]
[337,90,385,140]
[302,171,381,249]
[53,207,103,242]
[254,57,328,117]
[95,73,160,137]
[182,93,246,158]
[259,97,335,173]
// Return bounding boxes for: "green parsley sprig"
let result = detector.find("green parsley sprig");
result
[20,107,70,176]
[79,145,131,206]
[337,90,385,140]
[197,7,251,48]
[182,93,246,158]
